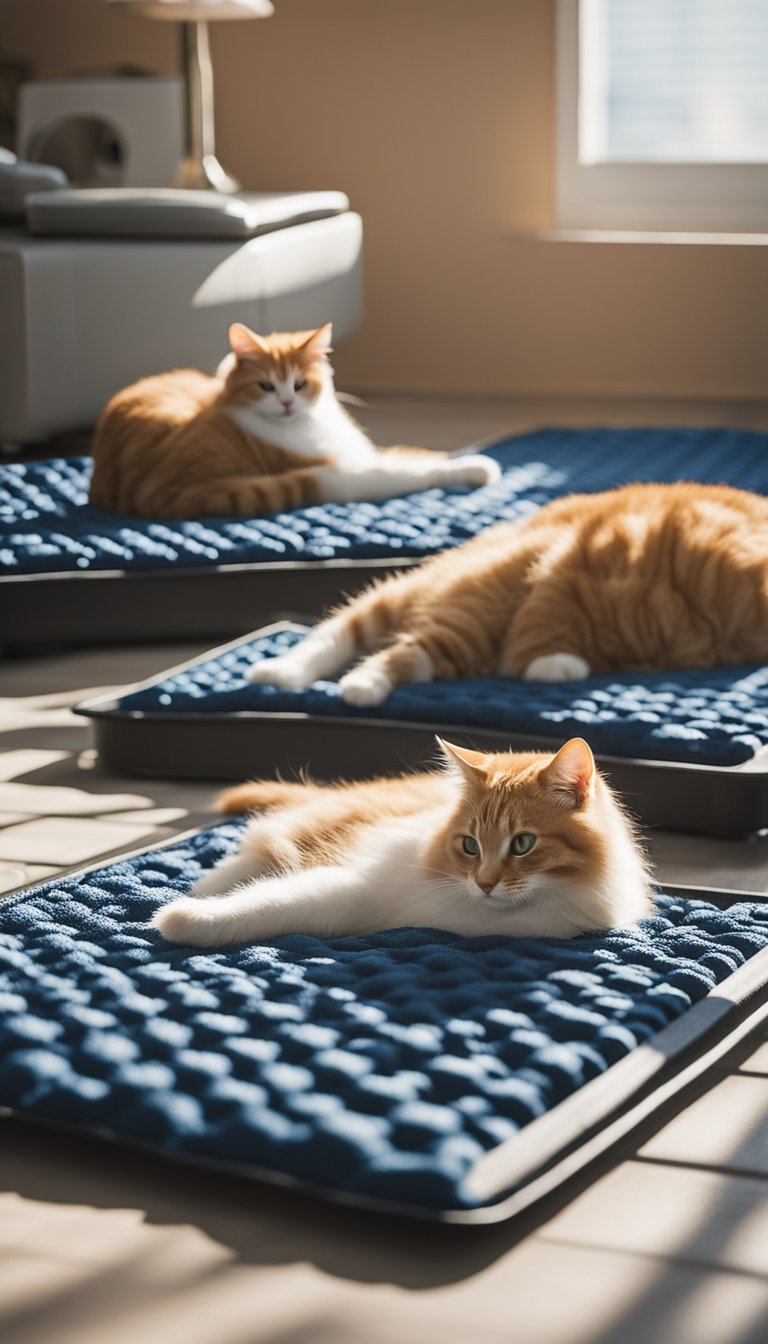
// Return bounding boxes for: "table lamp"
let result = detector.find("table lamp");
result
[111,0,274,192]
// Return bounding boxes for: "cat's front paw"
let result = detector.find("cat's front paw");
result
[523,653,591,683]
[153,898,216,946]
[339,667,393,707]
[246,656,313,691]
[443,454,502,488]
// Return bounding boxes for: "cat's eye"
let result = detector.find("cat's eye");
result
[510,833,537,856]
[461,836,479,856]
[258,380,275,392]
[295,378,308,391]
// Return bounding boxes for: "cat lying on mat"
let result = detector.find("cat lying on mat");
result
[246,481,768,703]
[154,738,652,948]
[89,322,498,519]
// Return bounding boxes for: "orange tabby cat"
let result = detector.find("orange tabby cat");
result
[153,737,652,947]
[89,323,498,518]
[246,480,768,702]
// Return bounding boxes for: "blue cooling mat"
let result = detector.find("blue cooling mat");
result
[116,626,768,769]
[2,823,768,1213]
[2,426,768,576]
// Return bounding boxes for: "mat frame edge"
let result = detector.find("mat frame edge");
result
[0,558,417,652]
[75,621,768,838]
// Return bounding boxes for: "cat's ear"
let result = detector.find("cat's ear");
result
[541,737,595,805]
[436,737,487,779]
[300,323,333,360]
[229,322,269,360]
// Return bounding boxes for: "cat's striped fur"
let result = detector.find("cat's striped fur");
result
[89,323,499,519]
[247,480,768,701]
[154,738,652,948]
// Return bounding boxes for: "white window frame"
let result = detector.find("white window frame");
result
[556,0,768,231]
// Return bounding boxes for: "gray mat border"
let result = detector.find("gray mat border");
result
[75,620,768,838]
[0,557,416,652]
[1,823,767,1224]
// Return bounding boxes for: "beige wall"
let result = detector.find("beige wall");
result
[4,0,767,398]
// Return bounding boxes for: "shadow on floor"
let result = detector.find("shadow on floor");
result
[1,1027,765,1296]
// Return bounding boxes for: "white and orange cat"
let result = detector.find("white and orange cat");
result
[89,322,499,518]
[245,481,768,702]
[153,738,653,948]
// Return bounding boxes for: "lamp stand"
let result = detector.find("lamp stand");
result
[172,19,239,193]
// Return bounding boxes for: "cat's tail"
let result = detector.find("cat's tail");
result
[216,778,315,814]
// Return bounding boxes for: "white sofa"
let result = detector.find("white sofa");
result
[0,182,363,444]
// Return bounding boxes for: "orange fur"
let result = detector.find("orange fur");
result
[216,780,313,814]
[215,747,648,913]
[153,738,652,947]
[88,323,467,520]
[90,327,334,518]
[314,481,768,681]
[422,739,624,906]
[218,772,448,868]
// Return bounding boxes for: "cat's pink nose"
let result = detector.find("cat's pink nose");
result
[281,399,294,410]
[478,880,495,895]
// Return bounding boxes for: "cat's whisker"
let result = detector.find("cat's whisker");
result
[402,862,452,881]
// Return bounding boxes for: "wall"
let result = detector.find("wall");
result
[3,0,766,398]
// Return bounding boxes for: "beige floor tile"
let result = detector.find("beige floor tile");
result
[47,1256,765,1344]
[0,864,59,897]
[738,1042,768,1075]
[539,1160,768,1276]
[0,750,70,782]
[12,863,58,885]
[0,1190,767,1344]
[106,807,190,826]
[354,393,768,451]
[0,702,78,733]
[640,1075,768,1175]
[0,782,157,818]
[0,644,210,698]
[0,817,167,866]
[0,865,28,895]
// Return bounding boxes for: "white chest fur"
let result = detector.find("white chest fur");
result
[229,387,375,467]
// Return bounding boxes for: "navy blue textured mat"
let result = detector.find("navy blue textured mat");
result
[113,626,768,768]
[2,426,768,576]
[2,824,768,1216]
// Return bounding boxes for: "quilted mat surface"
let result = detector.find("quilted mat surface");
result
[2,426,768,576]
[114,626,768,768]
[2,824,768,1213]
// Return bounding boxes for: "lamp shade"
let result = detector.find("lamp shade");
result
[109,1,274,20]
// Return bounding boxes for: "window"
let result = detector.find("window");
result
[556,0,768,230]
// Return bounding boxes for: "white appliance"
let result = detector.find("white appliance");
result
[17,77,184,188]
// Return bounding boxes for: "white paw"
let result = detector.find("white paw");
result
[246,657,312,691]
[153,898,214,946]
[523,653,591,683]
[443,454,502,488]
[339,667,393,707]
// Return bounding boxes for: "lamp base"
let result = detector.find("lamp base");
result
[172,152,240,193]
